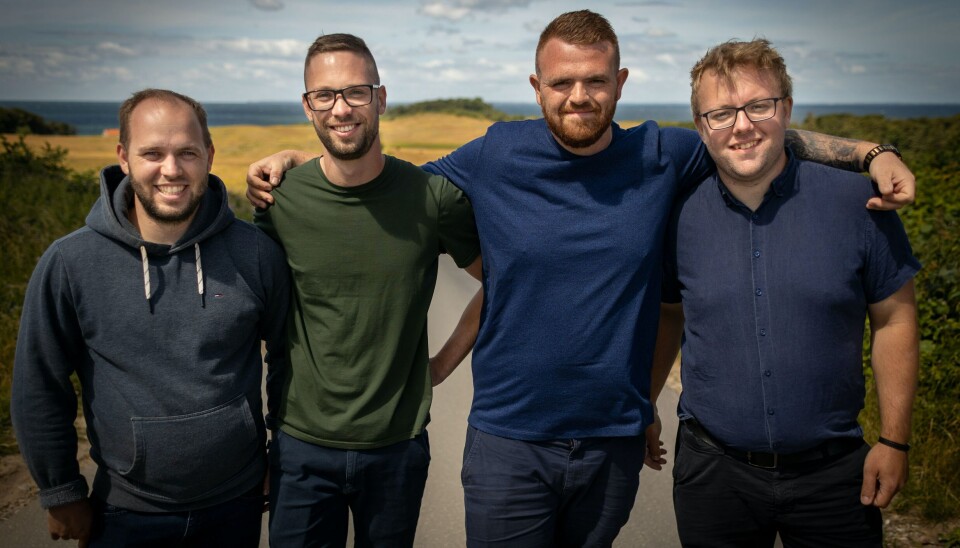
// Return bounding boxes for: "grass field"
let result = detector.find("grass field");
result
[17,113,498,195]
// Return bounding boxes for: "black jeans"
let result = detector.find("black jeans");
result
[672,421,882,548]
[89,486,263,548]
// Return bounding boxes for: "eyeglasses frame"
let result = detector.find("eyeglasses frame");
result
[302,84,382,112]
[697,96,788,130]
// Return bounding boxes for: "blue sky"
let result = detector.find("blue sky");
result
[1,0,957,105]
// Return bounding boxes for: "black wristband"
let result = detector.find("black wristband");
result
[877,436,910,452]
[862,144,901,171]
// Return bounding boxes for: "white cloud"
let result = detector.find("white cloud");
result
[655,53,676,66]
[643,27,676,39]
[0,55,36,74]
[423,59,453,69]
[200,38,307,57]
[98,42,137,56]
[420,2,471,21]
[250,0,284,11]
[439,67,471,81]
[419,0,535,22]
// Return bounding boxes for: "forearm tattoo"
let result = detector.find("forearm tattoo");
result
[785,129,863,172]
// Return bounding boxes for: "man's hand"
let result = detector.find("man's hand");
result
[643,407,667,471]
[245,150,315,209]
[860,443,909,508]
[866,152,915,210]
[47,499,93,548]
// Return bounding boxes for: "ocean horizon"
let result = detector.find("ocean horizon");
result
[3,100,959,136]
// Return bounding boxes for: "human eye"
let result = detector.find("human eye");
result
[549,79,573,91]
[708,109,733,123]
[346,86,369,99]
[140,150,162,161]
[312,90,335,102]
[748,100,773,114]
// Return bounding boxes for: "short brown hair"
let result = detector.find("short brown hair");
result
[304,33,380,85]
[535,10,619,75]
[118,89,212,149]
[690,38,793,116]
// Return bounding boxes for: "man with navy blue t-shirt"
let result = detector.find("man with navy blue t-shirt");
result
[652,39,920,547]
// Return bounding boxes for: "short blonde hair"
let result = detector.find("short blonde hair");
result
[690,39,792,116]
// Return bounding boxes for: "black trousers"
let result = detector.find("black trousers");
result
[672,422,882,548]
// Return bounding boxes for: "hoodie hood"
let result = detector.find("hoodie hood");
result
[87,165,235,255]
[88,165,236,305]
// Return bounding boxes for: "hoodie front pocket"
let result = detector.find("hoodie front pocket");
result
[125,394,261,503]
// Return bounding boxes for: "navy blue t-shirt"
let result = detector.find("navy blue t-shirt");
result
[662,152,920,453]
[425,119,711,440]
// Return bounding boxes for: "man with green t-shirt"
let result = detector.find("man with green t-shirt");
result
[254,33,482,546]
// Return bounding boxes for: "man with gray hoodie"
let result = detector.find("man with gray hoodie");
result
[11,89,289,547]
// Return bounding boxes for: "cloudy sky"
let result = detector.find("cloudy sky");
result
[1,0,956,105]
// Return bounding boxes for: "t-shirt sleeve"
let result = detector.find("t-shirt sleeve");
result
[422,135,485,196]
[863,210,921,304]
[434,176,481,268]
[660,126,715,193]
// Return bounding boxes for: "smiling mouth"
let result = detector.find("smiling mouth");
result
[157,185,187,196]
[331,123,358,133]
[732,140,760,151]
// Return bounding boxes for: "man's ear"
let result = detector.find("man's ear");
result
[377,84,387,115]
[117,143,130,175]
[206,144,216,172]
[614,68,629,101]
[529,74,543,106]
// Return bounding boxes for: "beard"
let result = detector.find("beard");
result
[542,99,616,150]
[129,173,206,225]
[314,118,379,161]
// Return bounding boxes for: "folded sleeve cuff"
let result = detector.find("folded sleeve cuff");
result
[38,477,89,509]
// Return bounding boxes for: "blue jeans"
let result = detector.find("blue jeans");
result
[88,486,263,547]
[268,428,430,547]
[673,422,881,547]
[461,426,644,547]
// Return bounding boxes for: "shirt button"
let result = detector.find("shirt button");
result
[760,329,767,336]
[753,250,761,258]
[767,408,775,415]
[756,288,763,296]
[764,370,772,377]
[773,442,781,449]
[751,213,759,221]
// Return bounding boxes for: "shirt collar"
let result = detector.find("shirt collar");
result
[716,147,798,210]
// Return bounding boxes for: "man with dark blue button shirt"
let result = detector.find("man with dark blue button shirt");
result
[651,39,920,547]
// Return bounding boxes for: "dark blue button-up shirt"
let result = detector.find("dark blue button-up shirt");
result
[663,151,920,453]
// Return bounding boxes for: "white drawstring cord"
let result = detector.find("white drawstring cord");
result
[140,245,151,300]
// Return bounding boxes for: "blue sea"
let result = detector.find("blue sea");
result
[3,100,959,136]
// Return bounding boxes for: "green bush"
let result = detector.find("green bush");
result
[0,136,99,455]
[0,107,76,135]
[385,97,522,121]
[802,115,960,521]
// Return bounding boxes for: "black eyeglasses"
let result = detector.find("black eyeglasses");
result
[697,97,787,130]
[302,84,381,111]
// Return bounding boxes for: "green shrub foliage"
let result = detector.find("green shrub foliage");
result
[798,114,960,521]
[0,107,77,135]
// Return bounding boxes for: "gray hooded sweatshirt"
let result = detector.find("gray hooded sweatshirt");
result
[12,165,290,512]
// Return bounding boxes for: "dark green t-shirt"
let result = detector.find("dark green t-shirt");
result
[255,155,480,449]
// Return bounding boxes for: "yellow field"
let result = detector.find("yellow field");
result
[11,113,496,194]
